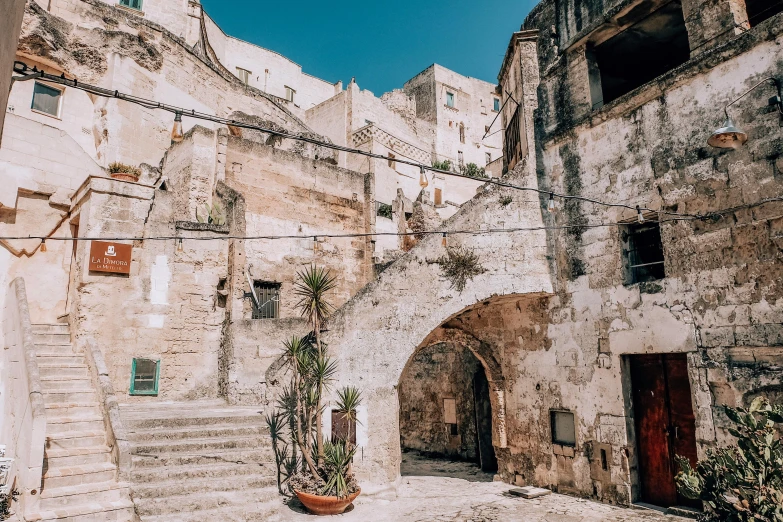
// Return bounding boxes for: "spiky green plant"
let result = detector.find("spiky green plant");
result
[293,266,337,467]
[335,386,362,475]
[675,397,783,522]
[196,201,226,225]
[265,412,287,494]
[321,441,358,498]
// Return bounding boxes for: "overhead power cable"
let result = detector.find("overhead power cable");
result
[10,61,706,219]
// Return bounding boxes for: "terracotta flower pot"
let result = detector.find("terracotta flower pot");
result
[110,172,140,182]
[294,488,361,515]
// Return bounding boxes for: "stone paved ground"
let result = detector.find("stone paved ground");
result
[272,454,681,521]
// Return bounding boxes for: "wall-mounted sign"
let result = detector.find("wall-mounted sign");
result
[89,241,132,275]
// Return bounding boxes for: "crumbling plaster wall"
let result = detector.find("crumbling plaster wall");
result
[506,0,783,504]
[398,342,481,462]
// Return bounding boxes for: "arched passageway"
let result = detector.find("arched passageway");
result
[397,324,507,481]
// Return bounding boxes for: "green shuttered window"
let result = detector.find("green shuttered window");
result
[130,358,160,395]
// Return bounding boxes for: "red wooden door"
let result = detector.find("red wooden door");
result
[630,354,698,508]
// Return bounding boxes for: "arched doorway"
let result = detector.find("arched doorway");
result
[397,336,499,481]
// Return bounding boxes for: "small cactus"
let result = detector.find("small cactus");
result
[197,201,226,225]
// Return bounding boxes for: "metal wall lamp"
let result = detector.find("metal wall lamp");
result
[708,77,782,149]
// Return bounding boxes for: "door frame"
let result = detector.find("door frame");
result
[621,352,700,506]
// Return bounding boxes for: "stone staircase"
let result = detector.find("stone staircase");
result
[121,401,282,521]
[30,323,136,522]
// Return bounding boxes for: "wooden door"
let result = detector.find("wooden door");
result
[630,354,698,508]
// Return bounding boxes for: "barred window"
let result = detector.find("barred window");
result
[252,281,280,319]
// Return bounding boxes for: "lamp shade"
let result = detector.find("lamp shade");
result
[707,117,748,149]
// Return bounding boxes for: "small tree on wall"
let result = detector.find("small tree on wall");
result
[675,397,783,522]
[265,266,363,512]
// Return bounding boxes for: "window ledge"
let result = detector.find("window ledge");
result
[30,109,61,120]
[115,4,145,16]
[175,221,229,233]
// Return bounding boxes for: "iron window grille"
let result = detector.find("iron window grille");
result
[504,105,523,171]
[130,358,159,396]
[252,281,280,319]
[624,222,665,285]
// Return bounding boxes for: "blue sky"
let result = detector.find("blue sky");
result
[200,0,537,94]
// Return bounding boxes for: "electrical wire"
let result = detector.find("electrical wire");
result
[10,61,705,219]
[6,195,782,244]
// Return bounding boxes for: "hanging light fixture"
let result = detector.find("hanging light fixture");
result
[40,238,47,252]
[419,166,429,188]
[441,232,448,247]
[548,193,555,212]
[708,77,781,149]
[171,112,184,143]
[636,206,645,224]
[177,237,184,252]
[313,236,319,253]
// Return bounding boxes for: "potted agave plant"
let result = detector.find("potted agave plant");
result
[266,266,362,515]
[108,162,141,182]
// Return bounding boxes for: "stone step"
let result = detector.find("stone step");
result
[139,498,283,522]
[132,473,275,498]
[44,390,99,404]
[47,415,105,435]
[45,403,103,419]
[32,323,71,335]
[42,462,117,489]
[133,486,279,516]
[131,459,275,484]
[25,499,135,522]
[132,435,268,455]
[36,353,87,365]
[123,412,266,431]
[34,332,72,345]
[130,449,273,470]
[46,431,106,450]
[38,363,90,379]
[127,423,267,443]
[40,376,93,391]
[45,446,113,468]
[39,481,130,510]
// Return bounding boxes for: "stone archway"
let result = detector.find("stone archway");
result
[397,328,504,479]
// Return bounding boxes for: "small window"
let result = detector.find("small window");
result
[387,152,396,169]
[446,92,455,108]
[459,123,465,144]
[457,151,464,167]
[485,152,491,165]
[31,82,63,117]
[551,410,576,446]
[745,0,783,26]
[285,86,296,103]
[236,67,251,86]
[493,98,500,112]
[622,222,665,285]
[434,188,443,206]
[130,358,159,395]
[252,281,280,319]
[118,0,143,10]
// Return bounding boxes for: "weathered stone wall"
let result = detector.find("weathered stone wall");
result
[0,0,26,147]
[398,342,481,461]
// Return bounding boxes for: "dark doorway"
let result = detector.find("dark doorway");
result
[473,369,497,472]
[629,353,699,509]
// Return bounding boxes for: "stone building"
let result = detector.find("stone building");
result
[0,0,781,520]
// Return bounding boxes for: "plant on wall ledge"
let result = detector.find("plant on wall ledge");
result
[436,246,487,292]
[674,397,783,522]
[197,201,226,225]
[108,162,141,182]
[432,159,452,171]
[461,162,487,179]
[265,266,363,515]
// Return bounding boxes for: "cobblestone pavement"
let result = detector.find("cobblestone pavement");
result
[273,455,680,521]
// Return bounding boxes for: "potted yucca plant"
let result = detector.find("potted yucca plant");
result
[266,266,362,515]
